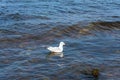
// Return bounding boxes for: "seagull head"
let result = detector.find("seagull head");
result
[60,41,65,45]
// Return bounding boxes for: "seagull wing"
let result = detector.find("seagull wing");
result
[47,47,61,52]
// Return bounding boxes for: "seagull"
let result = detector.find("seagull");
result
[47,42,65,52]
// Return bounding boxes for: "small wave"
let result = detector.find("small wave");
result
[43,21,120,38]
[2,13,50,21]
[0,21,120,43]
[89,21,120,30]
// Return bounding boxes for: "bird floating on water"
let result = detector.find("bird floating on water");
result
[47,42,65,53]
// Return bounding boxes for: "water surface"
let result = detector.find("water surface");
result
[0,0,120,80]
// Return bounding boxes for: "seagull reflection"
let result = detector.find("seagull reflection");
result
[46,52,64,59]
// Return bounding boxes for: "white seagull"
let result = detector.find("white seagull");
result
[47,42,65,52]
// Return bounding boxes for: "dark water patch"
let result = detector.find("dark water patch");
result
[49,62,103,80]
[49,62,120,80]
[80,21,120,36]
[0,12,4,16]
[90,21,120,30]
[111,16,120,18]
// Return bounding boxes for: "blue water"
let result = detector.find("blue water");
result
[0,0,120,80]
